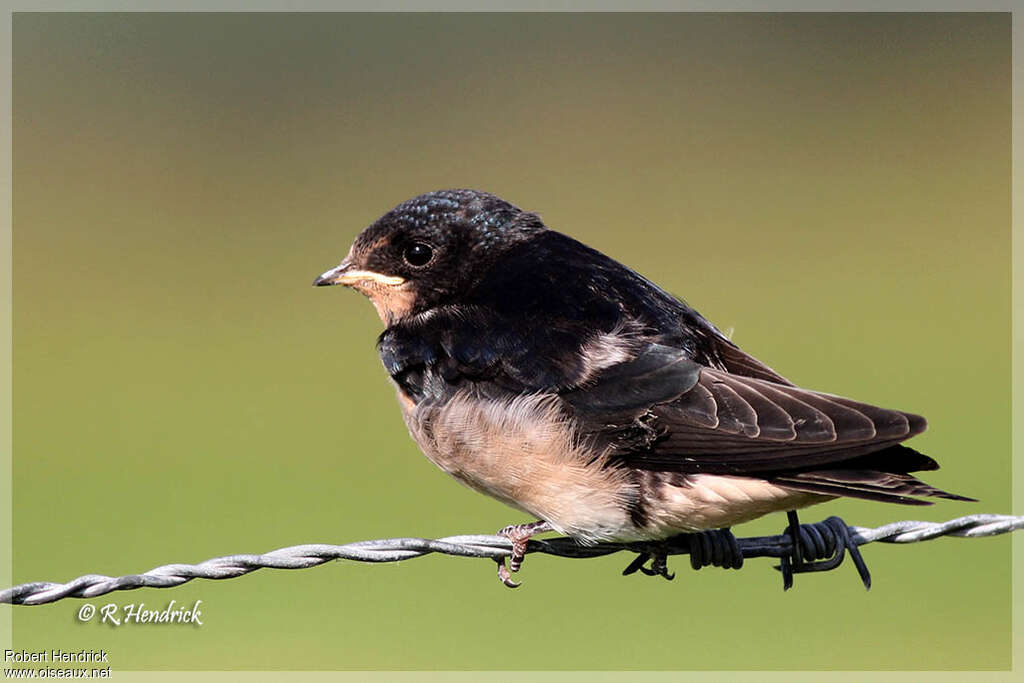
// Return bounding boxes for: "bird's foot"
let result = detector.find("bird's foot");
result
[777,511,871,591]
[623,528,743,580]
[622,546,675,580]
[494,520,552,589]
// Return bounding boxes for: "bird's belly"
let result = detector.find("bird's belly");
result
[637,473,834,535]
[400,391,638,544]
[398,390,833,543]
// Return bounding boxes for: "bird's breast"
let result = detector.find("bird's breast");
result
[398,390,639,543]
[394,387,833,541]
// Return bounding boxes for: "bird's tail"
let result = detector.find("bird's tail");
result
[767,445,977,505]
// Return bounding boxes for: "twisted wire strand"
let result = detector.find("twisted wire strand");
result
[3,513,1020,606]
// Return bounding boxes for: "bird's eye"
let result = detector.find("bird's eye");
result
[403,242,433,267]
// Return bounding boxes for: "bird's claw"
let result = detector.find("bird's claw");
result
[642,553,675,580]
[624,528,743,581]
[495,558,521,588]
[494,520,553,588]
[622,548,675,580]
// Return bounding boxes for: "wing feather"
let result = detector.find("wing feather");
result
[704,380,760,437]
[717,379,797,440]
[712,374,838,443]
[560,347,928,477]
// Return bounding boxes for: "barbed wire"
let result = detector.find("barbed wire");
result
[3,513,1020,606]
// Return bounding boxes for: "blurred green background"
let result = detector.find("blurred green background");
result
[11,13,1009,671]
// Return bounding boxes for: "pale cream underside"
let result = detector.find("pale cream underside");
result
[643,474,829,536]
[402,391,831,544]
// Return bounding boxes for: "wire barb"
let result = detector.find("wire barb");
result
[3,513,1020,606]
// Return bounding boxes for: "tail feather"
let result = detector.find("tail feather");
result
[835,444,940,473]
[770,468,976,505]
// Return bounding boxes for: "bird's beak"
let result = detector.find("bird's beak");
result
[313,259,406,288]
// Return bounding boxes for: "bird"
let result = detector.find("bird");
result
[314,189,973,589]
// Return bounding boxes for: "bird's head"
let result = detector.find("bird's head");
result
[314,189,545,325]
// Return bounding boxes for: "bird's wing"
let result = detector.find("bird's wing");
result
[560,343,928,475]
[709,337,794,386]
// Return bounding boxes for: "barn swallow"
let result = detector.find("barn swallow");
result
[314,189,973,589]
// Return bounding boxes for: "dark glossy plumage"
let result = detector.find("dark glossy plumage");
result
[319,189,973,542]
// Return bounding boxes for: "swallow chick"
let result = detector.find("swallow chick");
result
[314,189,974,589]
